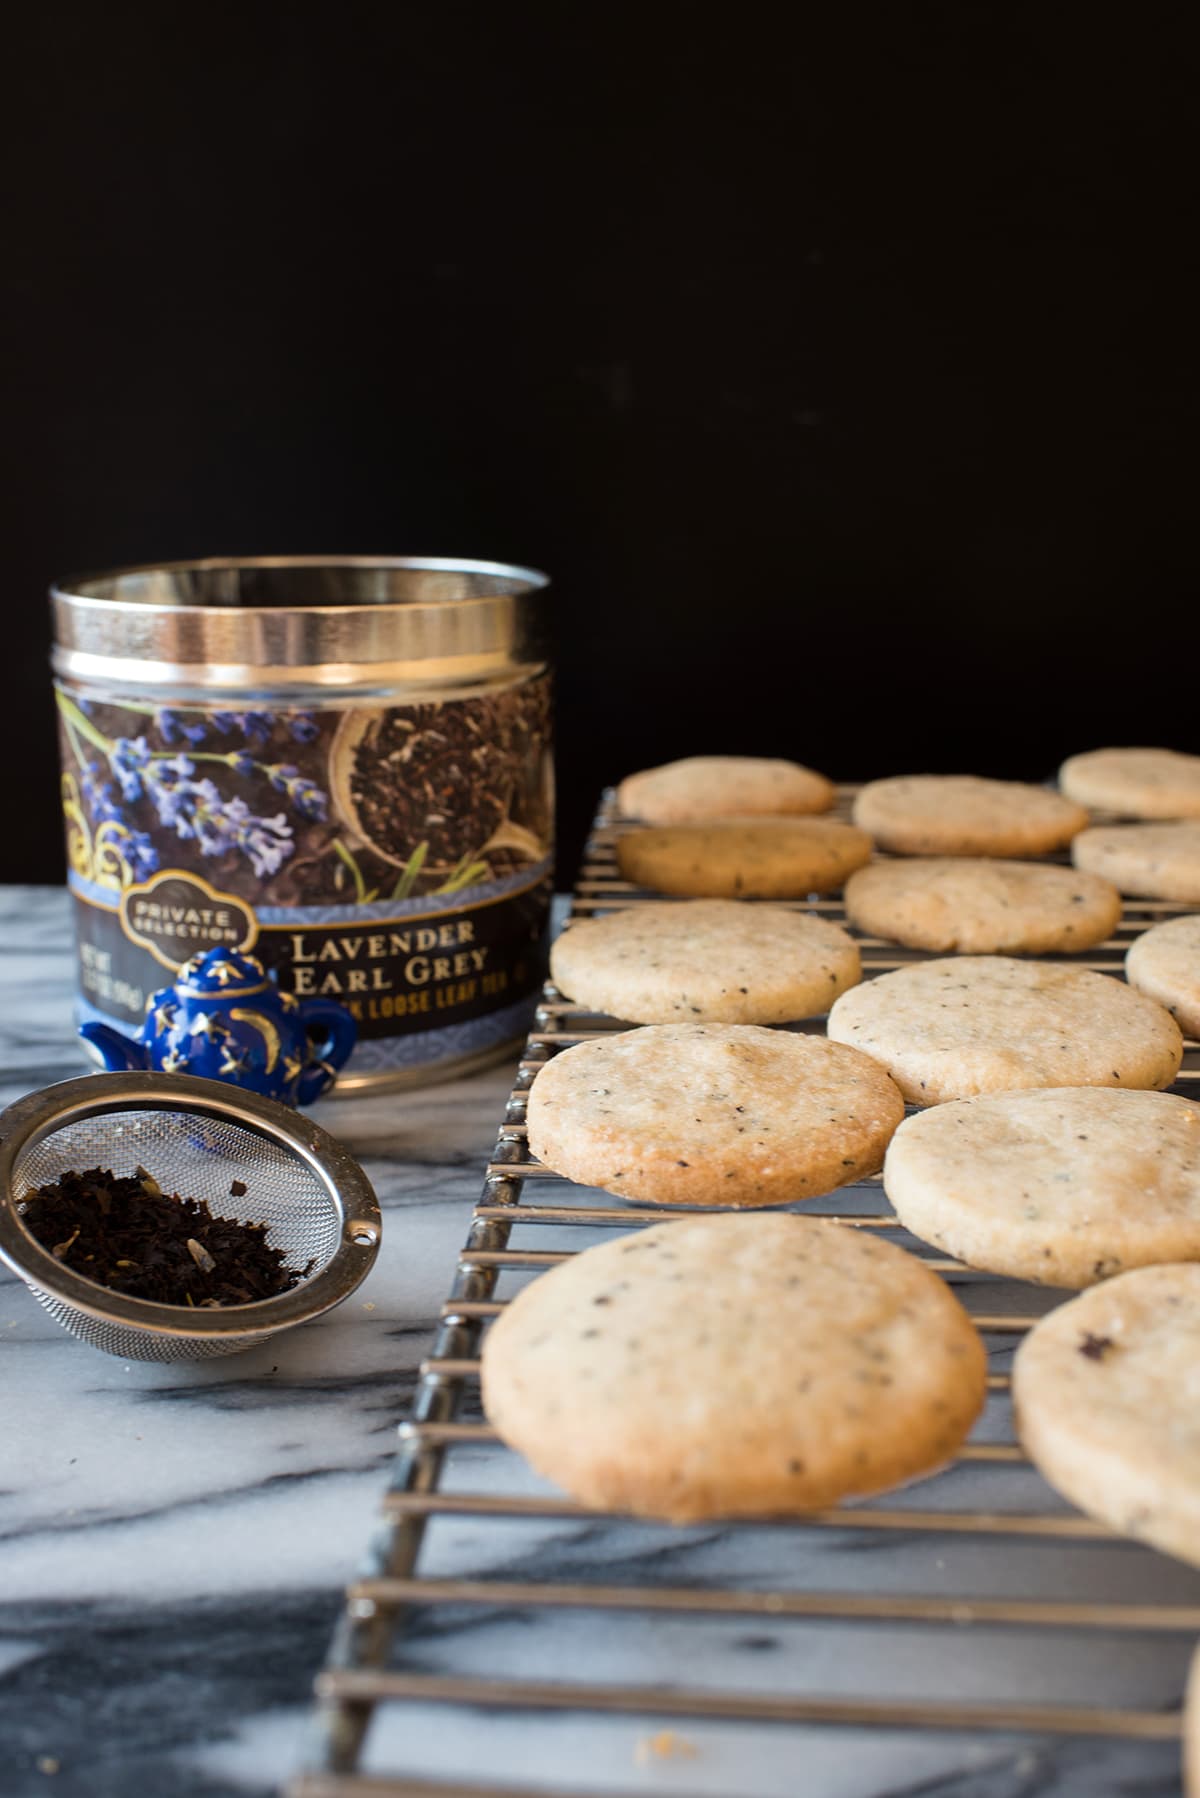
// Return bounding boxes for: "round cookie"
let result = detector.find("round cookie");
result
[826,957,1183,1106]
[617,818,872,898]
[526,1023,906,1206]
[843,858,1121,955]
[852,775,1087,857]
[883,1088,1200,1287]
[617,755,834,823]
[1059,747,1200,819]
[1013,1263,1200,1569]
[482,1212,987,1522]
[1126,915,1200,1040]
[1073,822,1200,902]
[550,901,861,1024]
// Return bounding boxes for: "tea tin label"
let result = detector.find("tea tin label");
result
[58,680,553,1081]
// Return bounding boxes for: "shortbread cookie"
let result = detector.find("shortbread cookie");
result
[827,957,1183,1105]
[617,819,872,898]
[1073,822,1200,902]
[550,901,860,1024]
[884,1088,1200,1287]
[1059,747,1200,819]
[852,776,1087,857]
[844,858,1121,955]
[1126,916,1200,1039]
[1013,1264,1200,1568]
[482,1213,986,1521]
[527,1023,906,1206]
[617,755,834,824]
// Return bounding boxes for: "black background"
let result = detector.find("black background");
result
[6,4,1198,884]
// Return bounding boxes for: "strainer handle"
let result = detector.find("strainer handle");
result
[296,997,358,1103]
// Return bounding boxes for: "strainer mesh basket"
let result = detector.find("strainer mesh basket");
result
[0,1076,379,1362]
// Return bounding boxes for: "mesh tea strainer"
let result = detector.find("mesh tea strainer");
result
[0,1071,381,1361]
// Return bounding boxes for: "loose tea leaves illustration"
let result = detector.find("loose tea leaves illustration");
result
[347,686,550,868]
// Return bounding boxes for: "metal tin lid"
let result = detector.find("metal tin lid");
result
[51,555,551,694]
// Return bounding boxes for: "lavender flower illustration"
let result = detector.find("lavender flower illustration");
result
[210,709,278,747]
[154,709,209,748]
[57,695,322,888]
[267,763,328,821]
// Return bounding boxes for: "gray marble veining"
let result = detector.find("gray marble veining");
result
[0,888,1191,1797]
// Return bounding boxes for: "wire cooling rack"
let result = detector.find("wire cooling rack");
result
[292,789,1200,1798]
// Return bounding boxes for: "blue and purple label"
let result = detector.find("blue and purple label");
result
[58,679,553,1078]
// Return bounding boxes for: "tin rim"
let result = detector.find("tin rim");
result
[52,552,549,609]
[51,554,552,690]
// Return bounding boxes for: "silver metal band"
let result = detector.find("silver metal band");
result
[52,555,551,691]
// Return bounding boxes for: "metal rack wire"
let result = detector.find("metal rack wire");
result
[293,788,1200,1797]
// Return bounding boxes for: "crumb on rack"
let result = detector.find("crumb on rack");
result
[633,1730,699,1766]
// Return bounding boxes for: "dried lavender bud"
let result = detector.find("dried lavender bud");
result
[186,1238,217,1273]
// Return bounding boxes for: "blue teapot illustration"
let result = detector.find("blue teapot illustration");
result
[79,948,357,1106]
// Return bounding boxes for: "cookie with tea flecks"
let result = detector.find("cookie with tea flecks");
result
[617,755,834,823]
[852,775,1086,857]
[617,818,870,898]
[827,955,1182,1105]
[526,1023,904,1207]
[1015,1264,1200,1569]
[550,899,860,1024]
[482,1212,986,1522]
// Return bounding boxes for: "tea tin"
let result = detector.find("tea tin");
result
[52,556,553,1090]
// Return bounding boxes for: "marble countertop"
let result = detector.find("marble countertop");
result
[0,889,1194,1798]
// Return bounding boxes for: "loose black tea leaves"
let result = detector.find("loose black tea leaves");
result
[19,1166,313,1307]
